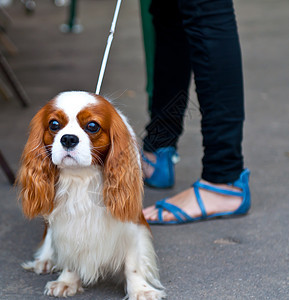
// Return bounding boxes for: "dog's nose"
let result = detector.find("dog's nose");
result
[60,134,79,149]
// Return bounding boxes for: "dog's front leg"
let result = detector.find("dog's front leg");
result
[124,226,166,300]
[44,268,84,297]
[22,227,56,274]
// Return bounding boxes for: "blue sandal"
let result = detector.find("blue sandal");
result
[147,169,251,225]
[142,147,179,189]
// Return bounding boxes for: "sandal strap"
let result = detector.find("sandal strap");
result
[141,151,157,168]
[193,185,207,217]
[193,180,243,197]
[156,199,194,223]
[141,147,178,168]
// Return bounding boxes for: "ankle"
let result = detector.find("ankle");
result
[143,151,156,164]
[142,151,156,179]
[200,179,242,192]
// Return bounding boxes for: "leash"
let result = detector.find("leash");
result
[95,0,122,95]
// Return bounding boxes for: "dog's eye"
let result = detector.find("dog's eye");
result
[49,120,61,132]
[85,121,100,133]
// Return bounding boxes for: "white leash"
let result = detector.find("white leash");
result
[95,0,122,95]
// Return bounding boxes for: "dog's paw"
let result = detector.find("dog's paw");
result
[44,280,84,297]
[129,288,166,300]
[22,259,55,274]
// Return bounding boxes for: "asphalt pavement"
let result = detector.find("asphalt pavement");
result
[0,0,288,299]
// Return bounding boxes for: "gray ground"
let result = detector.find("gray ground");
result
[0,0,288,299]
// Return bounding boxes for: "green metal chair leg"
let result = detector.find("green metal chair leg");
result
[60,0,83,33]
[139,0,155,114]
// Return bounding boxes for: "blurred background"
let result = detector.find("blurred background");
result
[0,0,288,299]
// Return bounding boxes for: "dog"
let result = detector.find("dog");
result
[18,91,166,299]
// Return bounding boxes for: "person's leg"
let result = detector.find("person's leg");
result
[179,0,244,183]
[144,0,248,222]
[142,0,192,187]
[142,0,191,153]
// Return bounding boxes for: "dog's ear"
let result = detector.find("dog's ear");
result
[17,106,58,219]
[103,108,143,223]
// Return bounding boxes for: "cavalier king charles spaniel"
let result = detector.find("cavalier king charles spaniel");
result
[18,91,166,299]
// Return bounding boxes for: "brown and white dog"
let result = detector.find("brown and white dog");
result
[18,91,166,299]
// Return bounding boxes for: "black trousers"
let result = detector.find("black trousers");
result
[143,0,244,183]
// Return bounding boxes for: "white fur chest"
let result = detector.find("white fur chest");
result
[47,166,130,285]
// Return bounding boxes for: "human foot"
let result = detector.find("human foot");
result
[142,151,156,179]
[142,147,176,189]
[143,169,251,223]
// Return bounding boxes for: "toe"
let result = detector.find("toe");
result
[143,205,157,218]
[143,204,177,222]
[146,210,158,221]
[162,210,176,222]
